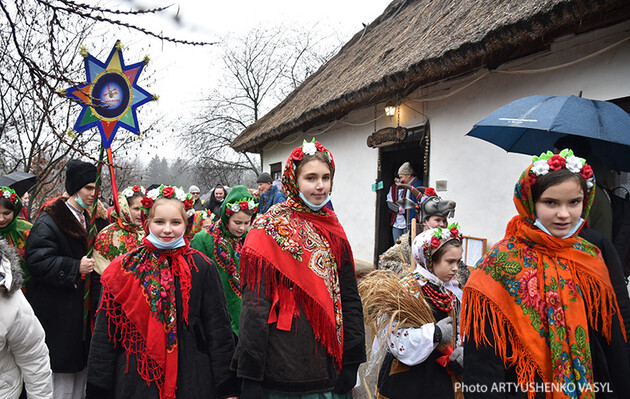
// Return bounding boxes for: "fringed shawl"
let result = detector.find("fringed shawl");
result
[462,166,625,399]
[99,238,197,399]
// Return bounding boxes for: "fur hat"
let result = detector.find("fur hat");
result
[65,159,97,195]
[256,172,273,184]
[398,162,414,176]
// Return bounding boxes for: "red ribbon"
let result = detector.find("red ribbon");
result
[436,344,455,374]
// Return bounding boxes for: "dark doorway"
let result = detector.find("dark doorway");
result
[373,125,429,266]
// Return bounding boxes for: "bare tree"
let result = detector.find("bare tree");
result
[184,25,343,179]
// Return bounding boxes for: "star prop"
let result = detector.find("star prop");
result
[64,41,154,148]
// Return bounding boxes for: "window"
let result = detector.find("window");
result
[270,162,282,181]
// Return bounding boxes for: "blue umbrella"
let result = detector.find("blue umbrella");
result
[466,95,630,171]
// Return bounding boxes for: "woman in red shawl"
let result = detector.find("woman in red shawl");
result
[233,139,366,398]
[462,149,630,398]
[86,185,239,399]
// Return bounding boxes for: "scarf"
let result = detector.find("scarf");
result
[99,238,197,399]
[462,166,624,399]
[94,193,144,274]
[241,142,352,369]
[0,201,31,282]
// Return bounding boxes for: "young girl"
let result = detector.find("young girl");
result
[462,149,630,397]
[93,185,146,274]
[86,185,238,399]
[190,185,258,336]
[233,140,366,398]
[366,225,464,398]
[190,209,215,237]
[0,186,32,284]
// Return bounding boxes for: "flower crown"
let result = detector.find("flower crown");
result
[121,185,147,198]
[530,149,594,190]
[421,223,462,268]
[289,138,334,163]
[0,186,19,206]
[140,184,195,218]
[225,198,258,216]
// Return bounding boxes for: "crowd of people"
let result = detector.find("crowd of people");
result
[0,139,629,399]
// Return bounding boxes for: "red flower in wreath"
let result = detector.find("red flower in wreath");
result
[9,193,17,202]
[226,209,234,216]
[141,197,153,209]
[424,187,437,197]
[547,154,566,171]
[162,186,175,198]
[580,164,593,180]
[0,189,3,196]
[239,201,248,210]
[450,227,459,238]
[430,236,441,248]
[315,141,325,152]
[132,185,140,192]
[183,199,194,210]
[290,147,304,161]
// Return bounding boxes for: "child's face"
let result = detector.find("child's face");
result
[128,196,143,227]
[424,215,447,229]
[0,205,14,228]
[432,245,462,282]
[226,211,252,237]
[534,179,584,238]
[297,159,331,206]
[148,202,186,243]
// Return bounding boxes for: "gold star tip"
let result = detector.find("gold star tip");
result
[115,42,124,50]
[79,46,89,58]
[143,55,151,65]
[67,129,77,139]
[152,94,160,101]
[56,88,66,95]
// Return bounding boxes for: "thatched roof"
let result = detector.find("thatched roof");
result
[232,0,630,153]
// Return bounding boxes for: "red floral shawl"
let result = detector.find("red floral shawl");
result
[99,238,197,399]
[462,166,625,399]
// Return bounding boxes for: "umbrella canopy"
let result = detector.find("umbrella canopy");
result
[466,95,630,171]
[0,171,37,197]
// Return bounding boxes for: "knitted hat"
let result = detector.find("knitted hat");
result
[256,172,273,183]
[188,185,200,193]
[398,162,414,176]
[65,159,97,195]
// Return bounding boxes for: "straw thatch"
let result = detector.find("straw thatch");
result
[232,0,630,153]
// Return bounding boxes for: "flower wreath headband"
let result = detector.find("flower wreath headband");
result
[283,138,336,198]
[0,186,20,207]
[140,184,195,219]
[121,185,147,198]
[225,197,258,216]
[418,223,462,270]
[529,148,594,190]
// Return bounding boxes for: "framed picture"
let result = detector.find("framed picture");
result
[462,235,487,267]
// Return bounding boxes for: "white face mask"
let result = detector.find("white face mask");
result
[299,192,331,211]
[534,218,585,239]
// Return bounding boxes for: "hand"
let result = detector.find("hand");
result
[434,316,453,344]
[240,379,263,399]
[450,346,463,368]
[79,256,95,274]
[398,206,405,215]
[333,363,359,394]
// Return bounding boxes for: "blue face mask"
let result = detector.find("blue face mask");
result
[146,232,186,250]
[534,218,584,239]
[299,192,331,211]
[75,194,88,210]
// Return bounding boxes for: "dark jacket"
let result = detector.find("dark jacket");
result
[24,197,100,373]
[231,249,366,394]
[258,186,286,214]
[86,251,239,399]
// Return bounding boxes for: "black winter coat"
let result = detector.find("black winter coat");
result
[231,250,366,394]
[86,251,239,399]
[25,197,100,373]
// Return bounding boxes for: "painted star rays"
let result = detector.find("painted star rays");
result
[64,41,154,148]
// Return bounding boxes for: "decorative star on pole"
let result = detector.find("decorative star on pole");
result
[64,41,154,148]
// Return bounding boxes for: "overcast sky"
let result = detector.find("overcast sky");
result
[103,0,391,160]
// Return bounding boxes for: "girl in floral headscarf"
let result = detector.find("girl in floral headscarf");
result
[93,185,146,274]
[0,186,32,284]
[233,139,366,399]
[87,185,238,399]
[462,149,630,398]
[190,185,258,336]
[365,224,464,399]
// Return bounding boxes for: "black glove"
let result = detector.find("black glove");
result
[434,316,453,343]
[333,363,360,394]
[240,378,264,399]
